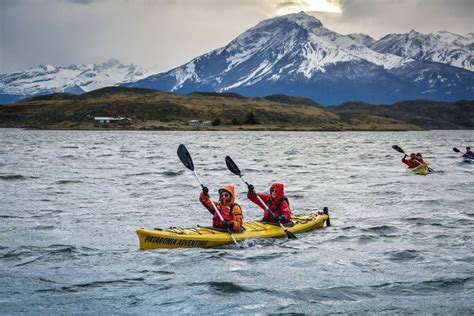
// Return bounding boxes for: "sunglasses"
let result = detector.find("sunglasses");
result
[220,192,231,198]
[270,188,276,193]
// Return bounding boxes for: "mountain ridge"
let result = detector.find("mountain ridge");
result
[124,12,473,105]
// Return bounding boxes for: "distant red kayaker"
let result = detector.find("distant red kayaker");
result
[402,153,418,168]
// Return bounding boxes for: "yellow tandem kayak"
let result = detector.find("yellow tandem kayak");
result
[137,213,329,250]
[407,164,430,175]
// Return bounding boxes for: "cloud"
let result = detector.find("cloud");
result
[67,0,96,4]
[1,0,473,74]
[272,0,342,15]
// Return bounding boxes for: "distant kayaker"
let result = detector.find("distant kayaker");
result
[413,153,427,167]
[199,185,243,231]
[247,183,292,224]
[463,147,474,159]
[402,153,418,168]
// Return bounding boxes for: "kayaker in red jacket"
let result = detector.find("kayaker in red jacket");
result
[413,153,427,167]
[402,153,418,168]
[246,182,291,223]
[463,147,474,159]
[199,185,243,231]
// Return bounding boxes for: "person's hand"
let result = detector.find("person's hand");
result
[222,221,232,229]
[278,215,287,222]
[202,186,209,196]
[247,184,255,194]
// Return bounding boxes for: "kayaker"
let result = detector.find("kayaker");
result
[246,183,292,224]
[402,153,418,168]
[199,185,243,231]
[463,147,474,159]
[413,153,427,167]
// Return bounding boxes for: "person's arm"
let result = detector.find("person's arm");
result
[199,192,216,215]
[401,155,410,166]
[247,191,270,210]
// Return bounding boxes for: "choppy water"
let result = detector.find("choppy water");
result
[1,129,473,314]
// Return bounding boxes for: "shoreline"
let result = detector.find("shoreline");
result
[1,125,463,132]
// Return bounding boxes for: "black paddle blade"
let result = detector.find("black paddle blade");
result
[286,230,297,239]
[177,144,194,171]
[225,156,241,177]
[392,145,405,154]
[453,147,460,153]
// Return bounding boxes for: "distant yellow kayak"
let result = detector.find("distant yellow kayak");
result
[137,213,329,249]
[407,164,429,175]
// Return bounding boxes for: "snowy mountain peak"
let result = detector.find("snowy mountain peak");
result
[0,60,146,98]
[370,29,474,71]
[280,11,323,27]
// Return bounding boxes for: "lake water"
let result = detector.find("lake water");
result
[1,129,473,314]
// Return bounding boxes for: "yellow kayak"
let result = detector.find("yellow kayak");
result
[137,213,329,249]
[407,164,429,175]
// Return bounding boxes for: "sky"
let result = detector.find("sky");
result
[1,0,473,74]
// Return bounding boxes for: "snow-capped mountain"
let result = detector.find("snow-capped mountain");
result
[370,30,474,71]
[0,59,145,103]
[430,31,474,51]
[126,12,473,105]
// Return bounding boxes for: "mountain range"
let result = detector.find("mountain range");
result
[1,12,473,105]
[0,59,145,104]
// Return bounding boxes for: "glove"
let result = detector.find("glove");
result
[222,221,232,229]
[278,215,287,222]
[202,186,209,196]
[247,184,255,194]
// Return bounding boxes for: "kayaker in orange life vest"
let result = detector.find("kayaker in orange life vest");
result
[246,183,292,223]
[199,185,243,231]
[402,153,418,168]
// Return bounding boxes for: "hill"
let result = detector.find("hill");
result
[330,99,474,129]
[0,87,429,131]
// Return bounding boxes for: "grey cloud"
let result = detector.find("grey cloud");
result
[67,0,96,4]
[1,0,473,74]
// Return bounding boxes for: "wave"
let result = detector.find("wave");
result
[0,174,26,180]
[55,180,82,185]
[37,277,145,293]
[362,225,399,235]
[386,249,424,262]
[0,244,98,266]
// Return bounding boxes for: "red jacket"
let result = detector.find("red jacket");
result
[247,183,291,223]
[402,156,418,168]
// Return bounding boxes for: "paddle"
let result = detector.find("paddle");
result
[177,144,238,245]
[454,147,474,159]
[392,145,434,173]
[225,155,297,239]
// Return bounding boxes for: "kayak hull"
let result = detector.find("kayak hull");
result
[462,158,473,164]
[407,165,429,175]
[137,213,329,249]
